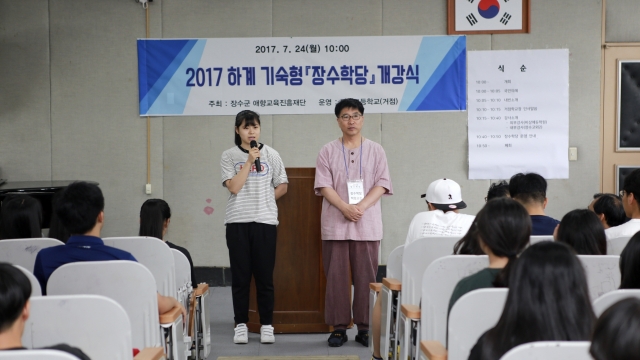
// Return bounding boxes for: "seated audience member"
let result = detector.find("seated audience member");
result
[32,182,185,318]
[454,181,511,255]
[590,298,640,360]
[618,232,640,289]
[485,180,509,202]
[589,193,627,229]
[509,172,559,235]
[405,178,474,245]
[554,209,606,255]
[468,242,594,360]
[0,263,90,359]
[605,169,640,239]
[0,195,42,240]
[47,190,70,243]
[139,199,197,288]
[448,198,530,312]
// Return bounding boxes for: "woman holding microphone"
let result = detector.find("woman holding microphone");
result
[221,110,288,344]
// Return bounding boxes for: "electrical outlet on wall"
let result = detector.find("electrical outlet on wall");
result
[145,183,152,195]
[569,147,578,161]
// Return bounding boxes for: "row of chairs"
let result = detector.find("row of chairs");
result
[420,287,640,360]
[372,234,631,360]
[0,237,211,360]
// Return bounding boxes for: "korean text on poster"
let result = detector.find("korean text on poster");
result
[468,49,569,179]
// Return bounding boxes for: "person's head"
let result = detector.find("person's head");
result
[47,190,70,243]
[619,232,640,289]
[590,193,627,229]
[0,263,31,342]
[54,182,104,235]
[485,180,510,202]
[590,298,640,360]
[0,195,42,240]
[421,178,467,213]
[508,172,548,208]
[334,98,365,138]
[139,199,171,240]
[621,169,640,218]
[480,242,594,359]
[475,197,531,286]
[555,209,606,255]
[234,110,261,147]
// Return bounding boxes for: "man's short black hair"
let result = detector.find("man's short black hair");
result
[0,263,31,332]
[593,193,627,228]
[334,98,364,118]
[509,172,547,204]
[54,181,104,234]
[623,169,640,207]
[486,180,510,201]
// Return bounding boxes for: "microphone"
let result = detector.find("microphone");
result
[250,140,261,173]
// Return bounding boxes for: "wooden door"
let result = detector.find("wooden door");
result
[247,168,330,333]
[602,45,640,193]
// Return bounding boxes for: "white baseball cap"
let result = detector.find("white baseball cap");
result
[420,178,467,210]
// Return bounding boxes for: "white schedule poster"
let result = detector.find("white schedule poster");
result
[468,49,569,179]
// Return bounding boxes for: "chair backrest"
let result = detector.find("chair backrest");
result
[0,238,64,272]
[420,255,489,345]
[499,341,591,360]
[172,249,192,314]
[0,350,82,360]
[22,295,133,360]
[14,264,41,297]
[530,235,553,245]
[401,236,462,305]
[47,260,161,349]
[103,236,176,297]
[448,288,508,360]
[607,236,631,255]
[386,245,404,279]
[577,255,621,300]
[592,289,640,316]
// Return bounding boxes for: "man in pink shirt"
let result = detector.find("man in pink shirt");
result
[314,98,393,347]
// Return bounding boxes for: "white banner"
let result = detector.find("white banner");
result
[137,36,466,116]
[468,49,569,179]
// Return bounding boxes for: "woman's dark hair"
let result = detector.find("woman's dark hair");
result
[54,182,104,235]
[453,220,483,255]
[556,209,606,255]
[619,232,640,289]
[0,195,42,239]
[234,110,261,146]
[47,190,70,243]
[139,199,171,240]
[479,242,594,359]
[486,180,510,202]
[593,194,627,228]
[590,298,640,360]
[475,197,531,286]
[334,98,365,117]
[0,263,31,331]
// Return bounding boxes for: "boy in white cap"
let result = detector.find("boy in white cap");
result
[405,178,475,245]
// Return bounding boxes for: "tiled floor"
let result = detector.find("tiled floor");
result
[207,287,373,360]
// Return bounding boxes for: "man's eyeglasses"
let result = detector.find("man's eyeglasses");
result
[340,114,362,121]
[620,190,626,197]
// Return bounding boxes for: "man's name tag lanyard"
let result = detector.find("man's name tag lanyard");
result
[342,137,364,205]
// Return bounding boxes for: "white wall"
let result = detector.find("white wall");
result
[0,0,622,266]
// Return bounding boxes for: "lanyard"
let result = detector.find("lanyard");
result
[342,137,363,180]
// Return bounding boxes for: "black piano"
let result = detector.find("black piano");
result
[0,181,99,228]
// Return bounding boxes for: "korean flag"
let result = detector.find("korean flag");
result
[455,0,523,31]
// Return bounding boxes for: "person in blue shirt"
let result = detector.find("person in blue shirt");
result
[33,182,185,318]
[508,172,559,235]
